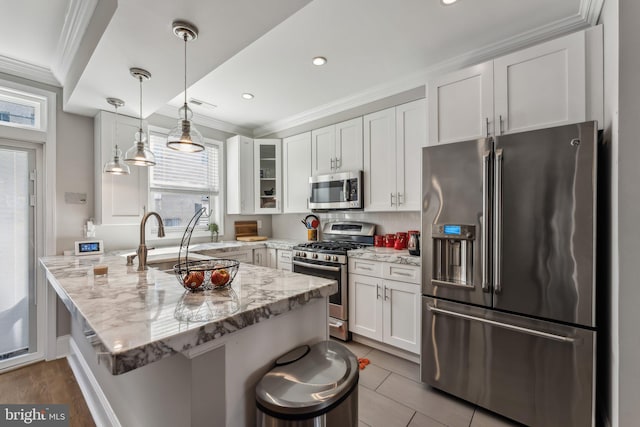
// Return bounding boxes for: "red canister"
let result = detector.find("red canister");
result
[394,232,408,250]
[374,235,384,247]
[384,234,395,248]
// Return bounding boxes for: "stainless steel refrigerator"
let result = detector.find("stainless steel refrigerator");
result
[421,121,597,427]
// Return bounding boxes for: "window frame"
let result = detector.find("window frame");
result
[147,125,225,239]
[0,86,46,132]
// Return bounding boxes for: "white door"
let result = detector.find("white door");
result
[311,125,335,175]
[428,61,494,145]
[395,99,426,211]
[494,31,586,135]
[364,107,397,211]
[348,274,383,340]
[335,117,363,172]
[0,141,44,371]
[282,132,311,213]
[254,139,281,213]
[382,280,420,354]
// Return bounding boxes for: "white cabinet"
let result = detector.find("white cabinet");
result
[311,117,363,175]
[197,249,253,264]
[493,30,586,135]
[348,258,421,354]
[94,110,148,225]
[226,135,254,214]
[282,132,311,213]
[255,139,281,213]
[254,248,277,268]
[364,99,426,212]
[276,249,292,271]
[428,28,600,145]
[428,62,493,145]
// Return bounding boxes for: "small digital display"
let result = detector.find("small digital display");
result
[444,225,462,235]
[79,242,100,253]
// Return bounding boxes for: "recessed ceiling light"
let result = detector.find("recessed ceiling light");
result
[242,93,254,100]
[312,56,327,66]
[441,0,458,4]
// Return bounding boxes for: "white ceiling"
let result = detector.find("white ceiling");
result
[0,0,601,137]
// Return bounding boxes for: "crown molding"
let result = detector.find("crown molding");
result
[254,10,596,137]
[52,0,98,86]
[0,54,60,87]
[154,104,253,136]
[580,0,605,25]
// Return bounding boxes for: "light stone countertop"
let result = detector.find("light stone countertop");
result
[109,239,302,258]
[347,247,421,266]
[40,254,336,375]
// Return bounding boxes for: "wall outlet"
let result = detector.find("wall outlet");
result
[257,220,263,229]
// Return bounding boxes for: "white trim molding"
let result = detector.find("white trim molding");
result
[52,0,99,86]
[67,338,121,427]
[580,0,605,25]
[0,54,59,87]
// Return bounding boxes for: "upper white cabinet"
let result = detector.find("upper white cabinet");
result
[226,135,254,214]
[254,139,281,213]
[428,27,602,145]
[94,110,148,225]
[428,62,494,145]
[364,99,426,212]
[282,132,311,213]
[311,117,363,175]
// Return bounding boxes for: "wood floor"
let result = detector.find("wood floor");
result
[0,358,95,427]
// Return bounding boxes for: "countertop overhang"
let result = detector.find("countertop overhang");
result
[40,254,337,375]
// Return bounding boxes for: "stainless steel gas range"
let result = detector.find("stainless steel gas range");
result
[292,221,375,340]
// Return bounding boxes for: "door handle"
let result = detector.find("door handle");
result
[397,192,403,205]
[390,193,395,206]
[376,284,381,299]
[499,115,504,135]
[482,151,491,291]
[336,157,341,169]
[383,285,389,301]
[494,149,503,294]
[427,305,575,343]
[330,157,335,170]
[485,117,490,137]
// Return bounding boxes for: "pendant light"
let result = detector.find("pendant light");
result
[103,97,130,175]
[124,67,156,166]
[166,20,204,153]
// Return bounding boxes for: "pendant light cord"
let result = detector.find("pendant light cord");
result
[183,32,188,120]
[139,75,143,136]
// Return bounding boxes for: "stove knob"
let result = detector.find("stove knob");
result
[312,253,318,259]
[302,252,307,258]
[325,255,331,260]
[332,256,338,261]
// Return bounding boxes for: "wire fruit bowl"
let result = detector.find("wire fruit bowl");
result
[174,259,239,291]
[174,207,241,292]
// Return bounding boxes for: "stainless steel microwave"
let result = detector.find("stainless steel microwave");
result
[309,171,363,210]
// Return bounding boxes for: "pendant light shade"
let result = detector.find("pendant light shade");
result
[167,20,204,153]
[124,67,156,166]
[103,97,130,175]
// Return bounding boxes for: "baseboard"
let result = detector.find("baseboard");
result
[56,335,70,358]
[351,334,420,364]
[67,338,121,427]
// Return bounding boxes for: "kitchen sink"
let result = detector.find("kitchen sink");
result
[146,259,179,271]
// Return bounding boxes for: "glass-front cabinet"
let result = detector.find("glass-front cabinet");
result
[254,139,281,213]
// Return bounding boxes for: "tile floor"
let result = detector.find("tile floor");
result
[340,340,522,427]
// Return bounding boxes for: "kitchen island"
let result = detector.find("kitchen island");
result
[40,255,337,427]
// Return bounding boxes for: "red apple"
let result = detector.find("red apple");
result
[210,269,230,287]
[183,271,204,289]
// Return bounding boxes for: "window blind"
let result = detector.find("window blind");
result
[149,132,219,192]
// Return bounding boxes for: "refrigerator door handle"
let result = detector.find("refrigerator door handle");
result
[482,151,491,291]
[494,148,503,293]
[427,305,576,343]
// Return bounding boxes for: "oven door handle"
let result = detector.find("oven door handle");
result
[293,260,341,272]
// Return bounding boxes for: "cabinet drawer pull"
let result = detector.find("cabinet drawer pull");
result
[392,270,412,277]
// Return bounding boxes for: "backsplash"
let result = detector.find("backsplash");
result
[272,211,420,241]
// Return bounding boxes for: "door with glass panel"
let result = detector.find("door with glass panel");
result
[0,142,40,370]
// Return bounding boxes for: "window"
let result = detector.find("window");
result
[149,130,223,235]
[0,87,45,131]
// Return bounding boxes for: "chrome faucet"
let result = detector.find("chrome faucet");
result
[136,211,165,271]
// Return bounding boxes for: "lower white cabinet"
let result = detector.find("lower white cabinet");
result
[254,248,277,268]
[276,249,292,271]
[197,249,253,264]
[348,259,421,354]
